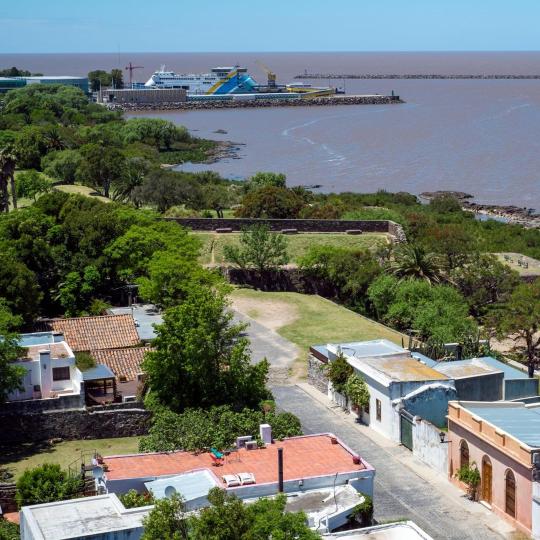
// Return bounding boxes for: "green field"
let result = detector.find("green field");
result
[0,437,140,481]
[195,232,388,265]
[230,289,408,377]
[54,184,112,203]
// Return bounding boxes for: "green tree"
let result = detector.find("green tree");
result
[142,285,269,411]
[110,68,124,89]
[87,70,112,92]
[14,126,47,170]
[223,225,289,272]
[451,254,520,318]
[55,265,101,317]
[42,149,82,184]
[16,170,51,201]
[112,157,152,204]
[422,223,477,270]
[76,143,125,198]
[122,118,189,150]
[136,251,215,309]
[246,171,286,191]
[119,489,155,509]
[16,464,82,508]
[0,301,25,404]
[141,493,189,540]
[387,244,444,284]
[487,280,540,377]
[428,193,463,214]
[236,186,304,219]
[344,374,370,410]
[367,274,400,320]
[0,519,20,540]
[0,145,18,212]
[327,354,353,394]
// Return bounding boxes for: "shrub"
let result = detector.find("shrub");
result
[119,489,155,509]
[344,374,370,410]
[326,354,353,394]
[350,493,373,526]
[16,463,82,508]
[456,463,480,487]
[0,519,19,540]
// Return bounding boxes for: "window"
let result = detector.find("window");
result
[52,366,70,381]
[460,440,470,469]
[376,399,382,421]
[505,470,516,518]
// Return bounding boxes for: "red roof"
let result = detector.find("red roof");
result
[34,315,140,352]
[104,434,369,484]
[90,347,153,381]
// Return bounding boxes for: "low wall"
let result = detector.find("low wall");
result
[0,407,151,444]
[412,418,448,476]
[308,353,330,394]
[505,379,539,400]
[0,393,85,414]
[168,217,399,235]
[0,483,17,513]
[454,372,503,401]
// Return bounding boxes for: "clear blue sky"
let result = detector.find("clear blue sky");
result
[3,0,539,53]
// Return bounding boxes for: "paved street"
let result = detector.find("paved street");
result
[273,385,511,540]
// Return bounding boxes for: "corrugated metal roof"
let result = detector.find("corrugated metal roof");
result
[335,339,407,358]
[82,364,116,381]
[466,404,540,448]
[478,356,529,380]
[145,470,218,501]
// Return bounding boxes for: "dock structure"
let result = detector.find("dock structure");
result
[295,73,540,80]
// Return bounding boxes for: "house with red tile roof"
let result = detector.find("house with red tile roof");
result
[33,314,140,352]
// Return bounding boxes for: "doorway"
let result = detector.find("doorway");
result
[482,456,493,504]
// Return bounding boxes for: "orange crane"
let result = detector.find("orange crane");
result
[255,60,277,88]
[125,62,144,86]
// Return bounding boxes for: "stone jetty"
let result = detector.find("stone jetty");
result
[109,94,403,112]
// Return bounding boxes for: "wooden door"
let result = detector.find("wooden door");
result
[482,458,492,504]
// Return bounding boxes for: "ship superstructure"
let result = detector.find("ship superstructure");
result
[144,66,259,95]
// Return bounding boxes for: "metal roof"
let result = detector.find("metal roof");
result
[433,358,500,378]
[477,356,529,380]
[82,364,116,381]
[465,403,540,448]
[109,304,163,341]
[145,470,218,502]
[332,339,407,359]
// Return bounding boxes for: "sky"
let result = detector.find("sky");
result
[2,0,539,53]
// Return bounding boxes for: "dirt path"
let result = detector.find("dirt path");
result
[230,296,299,331]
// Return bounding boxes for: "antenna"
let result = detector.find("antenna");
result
[164,486,177,499]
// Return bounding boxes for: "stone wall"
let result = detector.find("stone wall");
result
[0,393,85,414]
[0,483,17,513]
[308,353,329,394]
[168,217,395,234]
[0,406,151,444]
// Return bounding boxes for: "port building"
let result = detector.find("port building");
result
[0,76,89,94]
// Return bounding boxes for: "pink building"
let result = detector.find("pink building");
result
[448,401,540,538]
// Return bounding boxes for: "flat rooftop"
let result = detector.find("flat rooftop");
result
[433,358,501,378]
[145,470,218,502]
[108,304,163,341]
[20,494,146,540]
[331,339,408,359]
[463,402,540,448]
[22,342,72,362]
[348,354,448,382]
[324,521,433,539]
[104,434,368,484]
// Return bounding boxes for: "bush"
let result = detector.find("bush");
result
[139,405,302,453]
[327,355,353,394]
[344,374,370,410]
[119,489,155,509]
[350,493,373,526]
[0,519,19,540]
[16,464,82,508]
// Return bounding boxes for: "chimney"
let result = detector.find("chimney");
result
[278,447,284,493]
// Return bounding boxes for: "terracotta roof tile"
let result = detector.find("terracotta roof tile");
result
[34,315,140,352]
[90,347,153,382]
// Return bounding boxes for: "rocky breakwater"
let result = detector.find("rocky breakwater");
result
[109,94,403,112]
[421,191,540,229]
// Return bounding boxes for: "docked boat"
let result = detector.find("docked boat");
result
[144,66,259,95]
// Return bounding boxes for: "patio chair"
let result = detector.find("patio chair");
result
[210,454,224,467]
[237,472,256,485]
[222,474,240,487]
[210,447,224,460]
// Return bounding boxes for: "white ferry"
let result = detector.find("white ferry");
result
[144,66,259,95]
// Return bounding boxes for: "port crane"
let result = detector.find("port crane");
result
[125,62,144,86]
[255,60,277,88]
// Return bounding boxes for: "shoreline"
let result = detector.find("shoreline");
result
[420,191,540,228]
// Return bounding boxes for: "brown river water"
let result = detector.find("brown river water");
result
[2,52,540,207]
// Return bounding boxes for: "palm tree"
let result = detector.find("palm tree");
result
[387,244,444,284]
[0,145,17,212]
[43,127,67,152]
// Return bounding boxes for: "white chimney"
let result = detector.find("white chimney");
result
[259,423,272,445]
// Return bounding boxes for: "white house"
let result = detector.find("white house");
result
[325,340,456,443]
[8,332,83,402]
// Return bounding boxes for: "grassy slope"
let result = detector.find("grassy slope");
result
[195,232,388,265]
[231,289,408,370]
[0,437,140,481]
[54,184,112,203]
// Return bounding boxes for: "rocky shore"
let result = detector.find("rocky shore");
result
[109,94,403,112]
[296,73,540,80]
[420,191,540,229]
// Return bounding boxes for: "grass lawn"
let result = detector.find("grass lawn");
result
[0,437,140,481]
[54,184,111,203]
[230,289,408,377]
[195,232,388,265]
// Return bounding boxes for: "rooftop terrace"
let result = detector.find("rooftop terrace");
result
[104,434,369,485]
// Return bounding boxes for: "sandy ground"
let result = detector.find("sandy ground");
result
[230,296,299,331]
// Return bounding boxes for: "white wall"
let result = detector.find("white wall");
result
[412,418,448,476]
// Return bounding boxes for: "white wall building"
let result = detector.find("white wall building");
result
[8,332,83,402]
[326,340,455,443]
